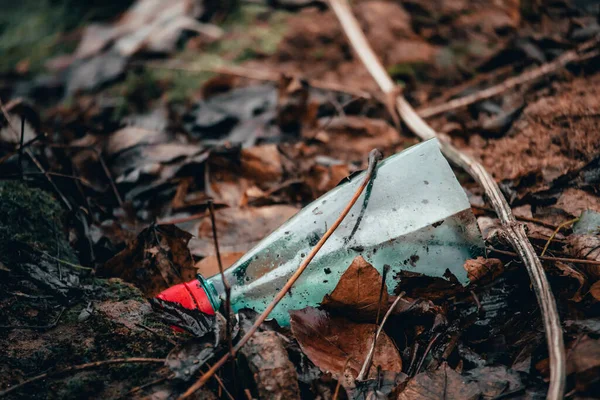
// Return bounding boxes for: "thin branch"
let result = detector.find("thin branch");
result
[327,1,566,399]
[144,62,372,100]
[179,149,383,399]
[0,358,165,397]
[415,332,441,375]
[357,292,404,381]
[417,38,600,118]
[541,218,579,257]
[471,204,559,230]
[488,247,600,266]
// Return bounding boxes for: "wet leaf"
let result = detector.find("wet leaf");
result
[151,298,215,338]
[322,256,389,321]
[166,339,215,380]
[397,363,480,400]
[567,234,600,280]
[99,224,197,297]
[290,307,402,381]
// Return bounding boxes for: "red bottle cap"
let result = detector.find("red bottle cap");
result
[156,279,216,315]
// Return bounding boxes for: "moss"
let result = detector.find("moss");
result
[0,181,77,265]
[91,278,145,302]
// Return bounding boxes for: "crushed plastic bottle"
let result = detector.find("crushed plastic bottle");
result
[158,139,485,325]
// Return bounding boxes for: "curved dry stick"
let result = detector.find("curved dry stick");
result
[179,149,383,399]
[327,1,565,398]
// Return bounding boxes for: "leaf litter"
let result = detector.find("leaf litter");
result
[1,0,600,398]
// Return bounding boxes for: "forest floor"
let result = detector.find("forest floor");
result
[1,0,600,399]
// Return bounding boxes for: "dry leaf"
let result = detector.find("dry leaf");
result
[321,256,389,321]
[290,307,402,381]
[567,234,600,280]
[99,224,197,297]
[589,281,600,301]
[188,205,299,257]
[397,362,480,400]
[195,252,244,278]
[463,257,504,284]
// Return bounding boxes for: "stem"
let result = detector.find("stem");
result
[327,1,566,398]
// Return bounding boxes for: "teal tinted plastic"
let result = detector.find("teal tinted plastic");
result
[208,139,485,325]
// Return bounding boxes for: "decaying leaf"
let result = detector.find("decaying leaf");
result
[240,331,301,400]
[166,339,215,380]
[463,257,504,284]
[322,256,389,321]
[99,224,197,297]
[290,307,402,382]
[397,363,480,400]
[567,234,600,280]
[151,298,215,338]
[589,281,600,301]
[188,205,299,257]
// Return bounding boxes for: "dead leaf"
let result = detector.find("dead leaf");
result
[589,281,600,301]
[553,261,587,302]
[322,256,389,321]
[464,257,504,284]
[537,335,600,393]
[397,362,480,400]
[241,144,284,183]
[556,188,600,217]
[99,224,197,297]
[187,205,299,257]
[290,307,402,381]
[309,116,399,161]
[195,252,244,277]
[567,234,600,280]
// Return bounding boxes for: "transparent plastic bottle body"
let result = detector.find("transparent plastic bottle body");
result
[207,139,485,325]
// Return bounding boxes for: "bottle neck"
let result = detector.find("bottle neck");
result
[197,274,222,313]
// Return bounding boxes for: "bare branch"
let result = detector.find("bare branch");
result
[327,1,566,398]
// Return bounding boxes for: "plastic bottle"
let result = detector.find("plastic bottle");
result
[157,139,484,325]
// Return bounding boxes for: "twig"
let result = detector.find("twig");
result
[208,200,233,357]
[18,116,25,179]
[0,97,72,211]
[357,292,404,380]
[415,332,441,375]
[179,149,383,399]
[332,357,352,400]
[124,375,170,397]
[541,218,579,257]
[0,358,165,397]
[417,38,600,118]
[0,132,46,165]
[471,204,559,230]
[144,62,372,100]
[374,265,390,325]
[488,247,600,266]
[327,1,566,398]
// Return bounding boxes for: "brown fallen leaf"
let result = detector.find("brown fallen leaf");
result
[397,362,480,400]
[194,252,244,278]
[567,234,600,280]
[187,205,299,257]
[537,335,600,393]
[463,257,504,284]
[322,256,389,321]
[589,281,600,301]
[290,307,402,382]
[241,144,284,183]
[99,224,197,297]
